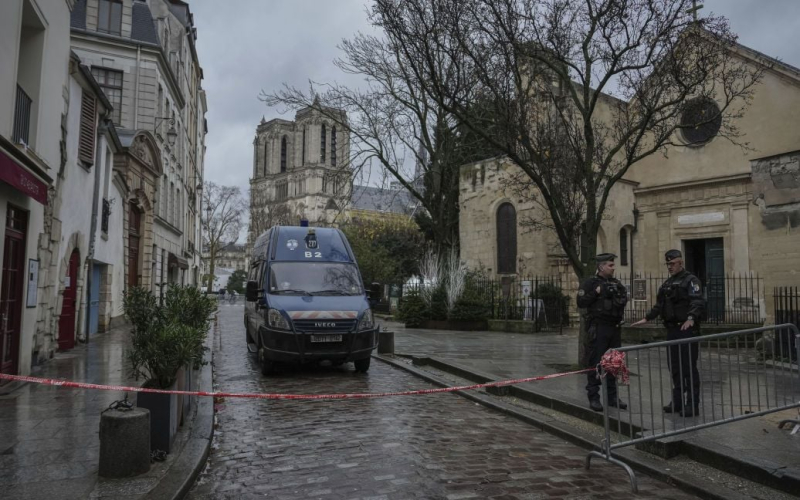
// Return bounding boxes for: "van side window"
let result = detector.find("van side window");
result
[257,263,267,288]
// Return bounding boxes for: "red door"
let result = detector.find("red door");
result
[1,205,27,378]
[128,203,140,287]
[58,250,79,351]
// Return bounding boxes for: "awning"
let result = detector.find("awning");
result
[168,253,189,270]
[0,149,48,205]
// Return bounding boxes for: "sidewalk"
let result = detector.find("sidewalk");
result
[0,322,213,500]
[388,321,800,492]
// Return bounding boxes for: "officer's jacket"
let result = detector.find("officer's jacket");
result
[577,274,628,324]
[645,270,705,323]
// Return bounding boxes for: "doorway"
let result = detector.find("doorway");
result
[1,205,28,378]
[88,264,101,336]
[684,238,725,322]
[58,249,79,350]
[128,203,141,287]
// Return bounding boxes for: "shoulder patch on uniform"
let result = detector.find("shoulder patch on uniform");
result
[578,289,585,296]
[691,282,700,293]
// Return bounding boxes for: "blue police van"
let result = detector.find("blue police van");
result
[244,225,378,375]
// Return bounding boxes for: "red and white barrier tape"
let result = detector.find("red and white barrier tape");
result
[0,367,593,400]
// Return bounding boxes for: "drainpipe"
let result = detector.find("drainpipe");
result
[133,45,141,129]
[631,205,640,291]
[85,117,109,344]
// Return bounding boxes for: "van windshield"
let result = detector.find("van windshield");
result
[268,262,363,296]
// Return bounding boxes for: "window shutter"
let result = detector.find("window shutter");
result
[79,91,97,166]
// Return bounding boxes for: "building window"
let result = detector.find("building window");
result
[331,126,337,166]
[280,136,287,173]
[98,0,123,36]
[276,180,288,201]
[619,228,629,266]
[496,203,517,274]
[78,91,97,166]
[302,127,306,165]
[91,67,123,124]
[320,124,326,163]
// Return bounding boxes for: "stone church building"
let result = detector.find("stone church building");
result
[460,41,800,324]
[248,100,351,246]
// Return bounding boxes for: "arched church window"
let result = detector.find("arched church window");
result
[620,228,628,266]
[280,136,287,173]
[302,127,306,165]
[331,126,337,166]
[320,124,326,163]
[496,203,517,274]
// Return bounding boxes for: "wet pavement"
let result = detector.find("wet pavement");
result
[187,304,699,499]
[0,321,209,500]
[390,323,800,484]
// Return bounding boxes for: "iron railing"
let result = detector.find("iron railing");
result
[13,85,32,145]
[774,287,800,361]
[618,273,764,325]
[101,198,111,233]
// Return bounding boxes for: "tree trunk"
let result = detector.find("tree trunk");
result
[206,250,216,294]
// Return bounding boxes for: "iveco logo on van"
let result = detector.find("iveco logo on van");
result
[315,322,336,328]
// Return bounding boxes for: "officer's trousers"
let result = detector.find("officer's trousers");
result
[666,324,700,409]
[586,321,622,403]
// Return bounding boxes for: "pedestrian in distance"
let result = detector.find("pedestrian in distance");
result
[631,249,706,417]
[577,253,629,412]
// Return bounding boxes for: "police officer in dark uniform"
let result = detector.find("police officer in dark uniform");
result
[577,253,628,412]
[632,249,706,417]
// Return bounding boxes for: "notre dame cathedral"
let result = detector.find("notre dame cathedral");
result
[248,100,351,245]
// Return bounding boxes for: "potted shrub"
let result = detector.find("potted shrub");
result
[124,286,212,453]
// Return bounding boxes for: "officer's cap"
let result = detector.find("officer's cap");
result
[665,249,682,262]
[595,253,617,264]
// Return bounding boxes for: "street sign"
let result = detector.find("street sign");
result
[521,280,531,297]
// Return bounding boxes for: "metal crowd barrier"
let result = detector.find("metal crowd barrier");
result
[586,324,800,492]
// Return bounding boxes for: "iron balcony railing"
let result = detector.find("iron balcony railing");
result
[101,198,111,234]
[13,85,32,145]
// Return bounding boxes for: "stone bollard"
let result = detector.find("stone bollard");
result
[99,407,151,478]
[378,329,395,354]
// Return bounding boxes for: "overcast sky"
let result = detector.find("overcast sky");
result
[190,0,800,198]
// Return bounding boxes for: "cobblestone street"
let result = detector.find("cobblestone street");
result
[187,305,699,499]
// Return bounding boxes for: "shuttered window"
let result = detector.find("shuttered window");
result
[496,203,517,274]
[280,136,287,172]
[79,91,97,166]
[320,124,326,163]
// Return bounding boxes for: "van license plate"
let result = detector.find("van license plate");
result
[310,334,342,343]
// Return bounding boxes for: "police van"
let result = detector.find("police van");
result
[244,225,378,375]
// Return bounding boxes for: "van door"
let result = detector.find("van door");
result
[245,262,259,344]
[252,262,267,343]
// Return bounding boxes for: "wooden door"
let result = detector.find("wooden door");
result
[128,203,140,287]
[705,238,725,323]
[1,205,27,377]
[58,250,79,350]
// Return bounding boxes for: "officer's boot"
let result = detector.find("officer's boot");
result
[589,398,603,412]
[680,390,701,417]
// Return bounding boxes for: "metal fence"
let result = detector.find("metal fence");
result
[775,287,800,361]
[586,324,800,492]
[618,273,764,325]
[395,275,570,332]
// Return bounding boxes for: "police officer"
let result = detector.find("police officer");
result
[577,253,628,412]
[632,250,706,417]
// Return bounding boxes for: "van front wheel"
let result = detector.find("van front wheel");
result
[354,357,371,373]
[258,346,276,376]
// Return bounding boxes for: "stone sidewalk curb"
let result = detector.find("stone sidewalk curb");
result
[410,354,800,496]
[374,353,755,500]
[145,320,216,500]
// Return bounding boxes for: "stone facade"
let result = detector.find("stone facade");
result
[248,104,351,246]
[459,42,800,324]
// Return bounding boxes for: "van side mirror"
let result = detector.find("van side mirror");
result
[245,280,260,302]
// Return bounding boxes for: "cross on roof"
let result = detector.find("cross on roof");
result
[687,0,704,22]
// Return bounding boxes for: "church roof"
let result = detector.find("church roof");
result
[350,185,418,215]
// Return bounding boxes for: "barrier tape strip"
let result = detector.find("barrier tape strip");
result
[0,367,593,400]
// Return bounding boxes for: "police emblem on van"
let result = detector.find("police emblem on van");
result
[315,322,336,328]
[286,239,298,250]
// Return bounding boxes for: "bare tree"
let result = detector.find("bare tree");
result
[247,191,292,242]
[371,0,767,364]
[202,182,247,293]
[260,18,500,252]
